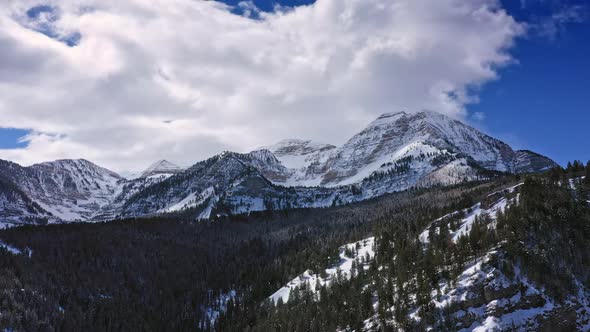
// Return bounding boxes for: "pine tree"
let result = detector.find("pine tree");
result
[549,166,563,184]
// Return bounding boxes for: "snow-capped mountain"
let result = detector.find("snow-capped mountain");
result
[91,160,185,220]
[118,151,339,220]
[0,159,124,222]
[0,111,557,224]
[117,111,555,220]
[258,111,556,188]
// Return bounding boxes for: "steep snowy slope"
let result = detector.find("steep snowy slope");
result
[0,175,54,228]
[269,183,590,331]
[259,111,557,188]
[260,139,336,186]
[119,151,343,219]
[0,159,124,221]
[93,160,186,220]
[513,150,556,173]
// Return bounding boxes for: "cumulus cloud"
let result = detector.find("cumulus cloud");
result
[0,0,524,173]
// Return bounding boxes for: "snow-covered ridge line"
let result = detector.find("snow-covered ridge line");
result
[269,183,522,306]
[159,187,215,213]
[419,183,522,244]
[0,111,557,225]
[0,240,22,255]
[0,240,32,258]
[265,182,589,330]
[269,237,375,304]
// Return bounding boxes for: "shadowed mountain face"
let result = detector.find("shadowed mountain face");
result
[0,111,557,225]
[0,159,123,223]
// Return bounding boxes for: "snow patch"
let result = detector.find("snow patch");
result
[160,187,214,213]
[269,237,375,304]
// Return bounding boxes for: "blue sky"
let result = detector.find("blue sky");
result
[475,0,590,166]
[0,129,28,149]
[219,0,590,166]
[0,0,587,170]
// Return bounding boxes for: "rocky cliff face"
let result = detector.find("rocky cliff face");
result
[0,174,54,228]
[513,150,557,174]
[0,159,124,221]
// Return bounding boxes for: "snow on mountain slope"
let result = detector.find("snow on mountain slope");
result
[270,237,375,304]
[513,150,557,174]
[260,139,336,186]
[119,152,265,218]
[159,187,215,213]
[269,183,590,331]
[418,183,522,244]
[119,151,342,219]
[0,175,55,228]
[257,111,557,190]
[139,160,184,179]
[0,159,124,221]
[262,139,336,169]
[0,111,558,224]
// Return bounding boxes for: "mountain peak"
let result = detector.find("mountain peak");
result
[33,158,124,180]
[139,160,183,178]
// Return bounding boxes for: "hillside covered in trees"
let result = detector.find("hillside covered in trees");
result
[0,161,588,331]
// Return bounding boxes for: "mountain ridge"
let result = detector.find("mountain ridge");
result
[0,111,558,225]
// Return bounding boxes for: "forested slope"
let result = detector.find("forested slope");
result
[0,161,588,331]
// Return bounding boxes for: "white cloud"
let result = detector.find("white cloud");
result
[536,5,588,40]
[0,0,524,173]
[472,112,486,121]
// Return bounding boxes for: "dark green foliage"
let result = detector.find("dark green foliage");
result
[0,177,516,331]
[497,175,590,299]
[253,164,590,330]
[2,166,589,331]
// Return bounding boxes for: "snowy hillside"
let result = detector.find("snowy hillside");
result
[0,175,55,228]
[268,182,590,331]
[270,237,376,304]
[0,159,124,222]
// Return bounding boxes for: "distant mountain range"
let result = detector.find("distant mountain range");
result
[0,111,557,227]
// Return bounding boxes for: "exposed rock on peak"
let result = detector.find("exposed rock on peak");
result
[139,160,183,178]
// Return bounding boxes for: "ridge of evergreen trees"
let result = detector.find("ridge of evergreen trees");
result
[247,161,590,330]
